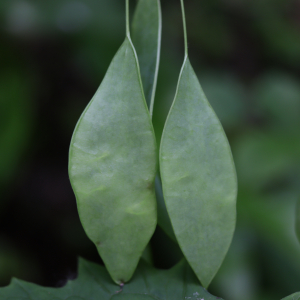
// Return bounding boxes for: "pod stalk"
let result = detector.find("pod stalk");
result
[126,0,130,37]
[180,0,188,57]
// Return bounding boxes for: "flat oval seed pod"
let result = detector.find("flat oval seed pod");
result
[160,58,237,289]
[131,0,162,116]
[131,0,175,241]
[159,0,237,288]
[69,1,157,285]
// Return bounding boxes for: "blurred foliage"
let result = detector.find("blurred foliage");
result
[0,71,33,192]
[0,0,300,299]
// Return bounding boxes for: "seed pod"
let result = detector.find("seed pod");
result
[159,0,238,288]
[69,0,157,284]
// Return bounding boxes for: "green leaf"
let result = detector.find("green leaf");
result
[131,0,161,116]
[282,293,300,300]
[0,259,222,300]
[295,198,300,245]
[68,3,157,284]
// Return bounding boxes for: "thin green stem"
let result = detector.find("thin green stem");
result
[126,0,130,37]
[180,0,188,57]
[149,0,162,119]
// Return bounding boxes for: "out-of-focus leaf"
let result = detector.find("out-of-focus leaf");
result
[185,4,233,58]
[239,189,300,291]
[253,7,300,66]
[0,258,222,300]
[199,72,246,130]
[2,0,124,36]
[0,71,33,189]
[211,229,259,300]
[253,72,300,130]
[233,132,300,190]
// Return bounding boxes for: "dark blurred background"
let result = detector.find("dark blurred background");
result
[0,0,300,299]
